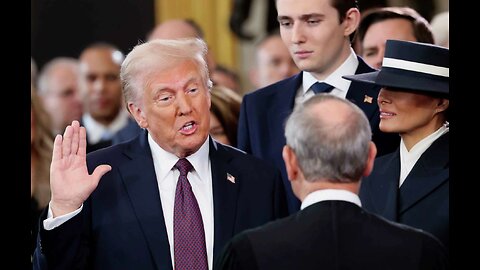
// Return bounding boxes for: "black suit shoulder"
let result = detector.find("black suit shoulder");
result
[217,201,448,270]
[368,213,449,269]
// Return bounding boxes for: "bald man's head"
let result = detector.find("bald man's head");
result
[147,19,216,73]
[148,19,201,40]
[284,94,373,184]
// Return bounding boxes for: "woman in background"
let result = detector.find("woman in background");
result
[31,85,54,257]
[344,40,449,250]
[209,86,242,146]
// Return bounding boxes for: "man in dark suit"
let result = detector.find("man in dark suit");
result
[33,38,288,269]
[78,42,142,153]
[217,94,448,270]
[238,0,399,214]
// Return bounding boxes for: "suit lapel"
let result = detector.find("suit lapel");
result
[346,57,380,122]
[366,151,401,221]
[267,73,303,165]
[209,138,240,260]
[119,131,172,270]
[398,133,449,213]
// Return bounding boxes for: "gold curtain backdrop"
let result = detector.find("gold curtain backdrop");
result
[155,0,237,70]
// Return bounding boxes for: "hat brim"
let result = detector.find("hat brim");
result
[343,69,449,98]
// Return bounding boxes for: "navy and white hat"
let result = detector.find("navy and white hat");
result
[343,39,449,97]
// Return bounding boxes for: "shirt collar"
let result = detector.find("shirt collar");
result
[83,109,130,143]
[301,189,362,210]
[400,123,450,158]
[148,133,210,183]
[302,48,359,95]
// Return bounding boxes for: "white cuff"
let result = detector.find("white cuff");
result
[43,202,83,230]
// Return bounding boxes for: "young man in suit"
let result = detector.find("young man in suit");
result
[33,38,288,269]
[217,94,448,269]
[237,0,399,214]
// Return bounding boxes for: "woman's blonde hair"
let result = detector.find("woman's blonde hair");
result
[31,85,54,208]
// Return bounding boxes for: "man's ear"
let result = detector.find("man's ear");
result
[343,8,361,37]
[282,145,299,182]
[128,102,148,128]
[363,142,377,177]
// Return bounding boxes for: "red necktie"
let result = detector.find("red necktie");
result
[173,158,208,270]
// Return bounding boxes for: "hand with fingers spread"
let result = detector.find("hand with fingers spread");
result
[49,120,112,217]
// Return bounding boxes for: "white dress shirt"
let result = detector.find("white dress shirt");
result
[301,189,362,210]
[82,109,130,144]
[43,134,215,269]
[149,134,214,269]
[295,48,359,105]
[399,123,449,186]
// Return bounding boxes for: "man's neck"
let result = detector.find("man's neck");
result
[310,45,353,81]
[298,180,359,201]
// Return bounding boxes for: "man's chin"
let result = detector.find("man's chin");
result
[176,135,208,156]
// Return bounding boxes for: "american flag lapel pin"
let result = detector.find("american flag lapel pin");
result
[226,173,235,184]
[364,95,373,104]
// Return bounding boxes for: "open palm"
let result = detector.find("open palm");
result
[49,120,111,217]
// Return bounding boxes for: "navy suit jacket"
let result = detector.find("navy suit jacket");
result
[216,201,448,269]
[33,130,288,269]
[360,132,449,249]
[237,56,399,213]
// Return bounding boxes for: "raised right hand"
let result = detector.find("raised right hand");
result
[49,120,112,217]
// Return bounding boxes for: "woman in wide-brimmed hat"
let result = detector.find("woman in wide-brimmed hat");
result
[343,39,449,251]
